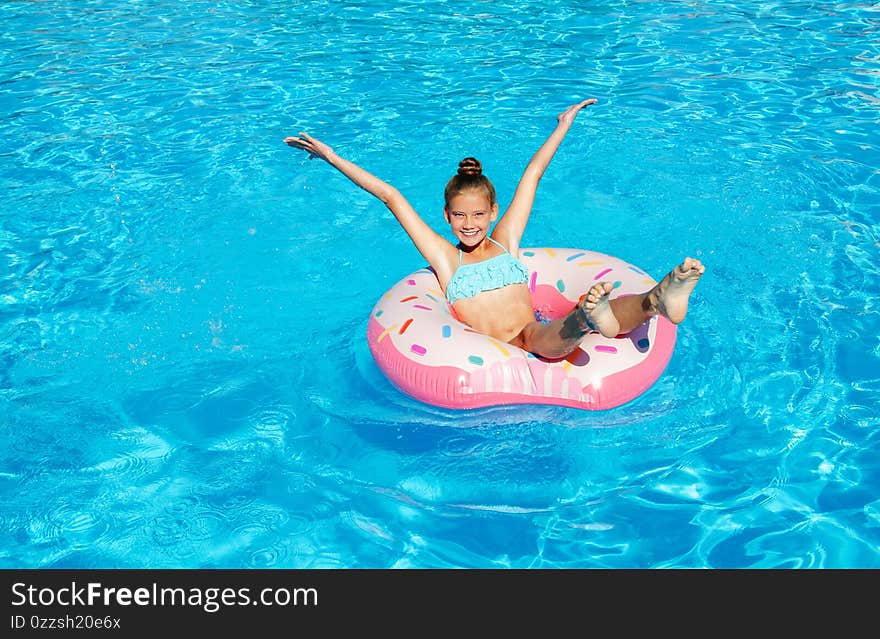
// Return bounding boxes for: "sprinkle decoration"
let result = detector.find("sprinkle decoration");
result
[377,325,399,343]
[595,345,617,354]
[413,304,432,311]
[399,318,414,334]
[411,344,427,356]
[489,340,510,357]
[399,295,418,303]
[594,268,612,280]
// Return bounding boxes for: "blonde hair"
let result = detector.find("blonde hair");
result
[444,157,496,208]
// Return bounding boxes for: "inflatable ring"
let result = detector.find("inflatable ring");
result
[366,248,677,410]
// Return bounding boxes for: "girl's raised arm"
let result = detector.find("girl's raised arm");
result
[285,132,455,276]
[492,99,597,254]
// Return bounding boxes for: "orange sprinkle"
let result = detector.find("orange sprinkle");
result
[399,318,414,334]
[399,295,418,303]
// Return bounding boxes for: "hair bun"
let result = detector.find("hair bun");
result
[457,157,482,177]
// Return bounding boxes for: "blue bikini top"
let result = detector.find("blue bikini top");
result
[445,237,530,305]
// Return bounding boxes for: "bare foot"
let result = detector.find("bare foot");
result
[577,282,620,338]
[644,257,705,324]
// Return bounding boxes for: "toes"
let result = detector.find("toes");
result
[677,258,705,278]
[592,282,612,297]
[581,282,613,308]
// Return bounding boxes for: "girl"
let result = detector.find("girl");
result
[285,100,704,359]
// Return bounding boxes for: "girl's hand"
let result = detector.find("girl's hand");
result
[284,132,334,161]
[557,99,597,126]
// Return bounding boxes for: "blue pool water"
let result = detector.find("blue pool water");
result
[1,0,878,568]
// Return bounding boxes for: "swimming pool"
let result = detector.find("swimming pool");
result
[1,0,878,568]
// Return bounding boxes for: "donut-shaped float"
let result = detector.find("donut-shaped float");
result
[366,248,677,410]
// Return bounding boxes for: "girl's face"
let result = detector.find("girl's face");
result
[444,190,498,248]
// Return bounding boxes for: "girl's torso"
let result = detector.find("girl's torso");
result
[440,236,534,342]
[451,283,535,342]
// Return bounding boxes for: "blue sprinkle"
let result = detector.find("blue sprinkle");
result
[468,355,484,366]
[556,279,565,293]
[376,310,383,317]
[442,325,451,338]
[566,252,586,261]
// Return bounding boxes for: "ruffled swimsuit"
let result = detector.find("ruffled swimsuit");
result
[445,237,530,305]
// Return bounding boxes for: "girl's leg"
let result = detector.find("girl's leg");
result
[511,257,705,358]
[510,282,618,359]
[610,256,705,333]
